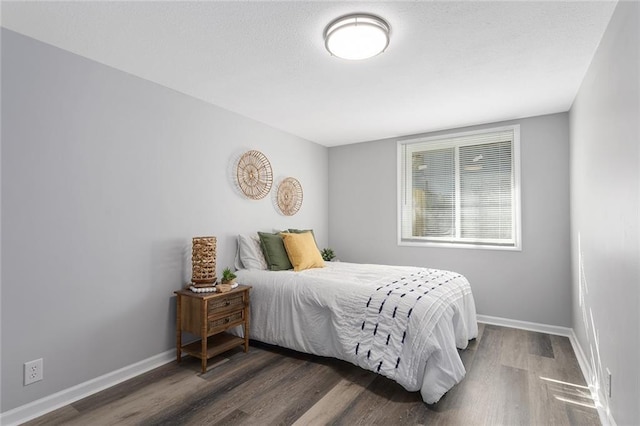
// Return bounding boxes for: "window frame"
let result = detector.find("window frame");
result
[397,124,522,251]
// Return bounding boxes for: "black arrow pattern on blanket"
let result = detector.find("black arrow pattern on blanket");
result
[354,269,462,380]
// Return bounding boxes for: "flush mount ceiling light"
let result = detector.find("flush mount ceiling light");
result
[324,14,390,60]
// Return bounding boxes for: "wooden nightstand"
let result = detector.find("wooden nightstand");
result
[174,285,251,373]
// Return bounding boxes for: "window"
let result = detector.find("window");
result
[398,125,521,250]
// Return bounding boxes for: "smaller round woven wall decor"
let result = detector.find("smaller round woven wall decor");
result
[236,150,273,200]
[277,177,303,216]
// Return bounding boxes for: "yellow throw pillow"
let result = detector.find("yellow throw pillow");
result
[280,231,325,272]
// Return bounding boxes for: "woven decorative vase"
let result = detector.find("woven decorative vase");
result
[192,236,217,284]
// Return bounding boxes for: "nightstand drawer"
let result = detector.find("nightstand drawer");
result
[208,293,245,314]
[208,310,244,334]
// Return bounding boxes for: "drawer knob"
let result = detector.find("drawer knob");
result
[224,318,230,323]
[225,301,231,306]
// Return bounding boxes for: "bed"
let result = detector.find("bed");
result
[234,259,477,404]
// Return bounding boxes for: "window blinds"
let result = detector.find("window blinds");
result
[399,126,519,248]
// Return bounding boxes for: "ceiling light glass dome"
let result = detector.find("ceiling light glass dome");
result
[324,14,390,60]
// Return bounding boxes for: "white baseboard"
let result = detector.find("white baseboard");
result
[0,349,175,426]
[476,314,573,337]
[568,330,617,426]
[477,314,615,426]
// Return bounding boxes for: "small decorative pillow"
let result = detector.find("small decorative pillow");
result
[258,232,293,271]
[287,228,319,249]
[237,234,268,270]
[280,231,325,272]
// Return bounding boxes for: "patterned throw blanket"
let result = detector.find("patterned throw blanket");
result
[342,268,471,391]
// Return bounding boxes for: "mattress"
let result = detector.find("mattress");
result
[235,261,478,404]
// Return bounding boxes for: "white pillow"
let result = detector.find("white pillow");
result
[237,234,268,270]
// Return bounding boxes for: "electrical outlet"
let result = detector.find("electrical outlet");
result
[24,358,43,385]
[606,368,612,399]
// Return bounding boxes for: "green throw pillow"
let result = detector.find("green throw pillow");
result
[258,232,293,271]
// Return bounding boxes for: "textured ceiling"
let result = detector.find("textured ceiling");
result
[1,1,617,146]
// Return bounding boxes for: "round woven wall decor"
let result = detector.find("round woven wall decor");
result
[277,177,303,216]
[236,150,273,199]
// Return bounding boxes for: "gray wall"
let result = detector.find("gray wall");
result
[569,1,639,424]
[1,29,328,412]
[329,113,571,327]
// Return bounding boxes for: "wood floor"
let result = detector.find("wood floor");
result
[25,324,600,425]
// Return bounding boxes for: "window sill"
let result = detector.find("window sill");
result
[398,240,522,251]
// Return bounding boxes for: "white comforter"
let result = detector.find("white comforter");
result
[235,262,477,404]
